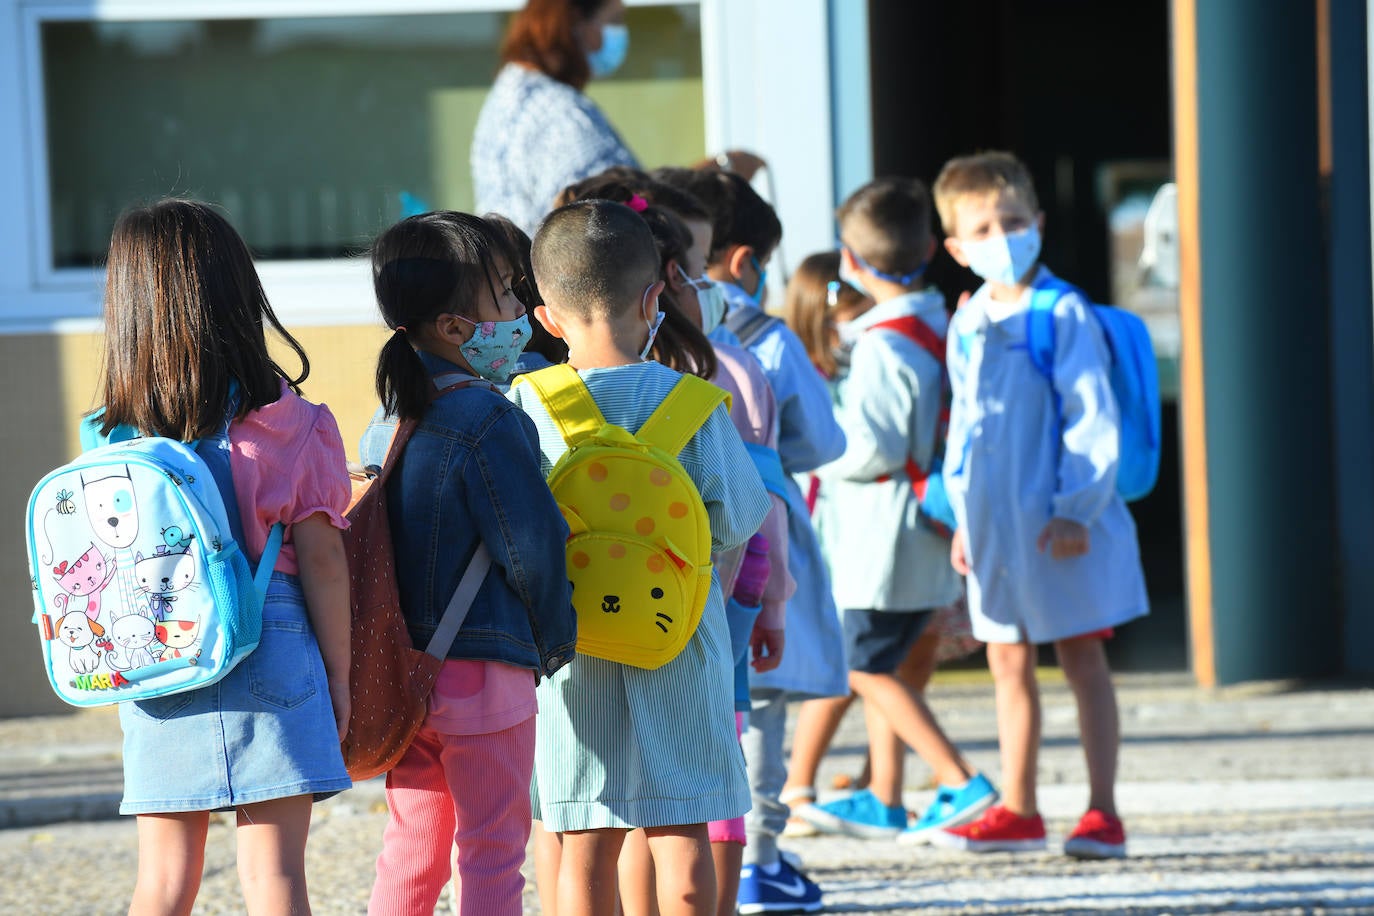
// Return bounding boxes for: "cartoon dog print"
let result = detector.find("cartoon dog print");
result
[56,612,107,675]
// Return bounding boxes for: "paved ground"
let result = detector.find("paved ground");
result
[0,671,1370,914]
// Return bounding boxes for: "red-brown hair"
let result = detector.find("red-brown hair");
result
[501,0,608,91]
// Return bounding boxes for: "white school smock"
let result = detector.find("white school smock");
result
[711,284,850,699]
[817,290,963,612]
[943,267,1149,644]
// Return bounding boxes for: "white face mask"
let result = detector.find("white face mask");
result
[959,226,1042,286]
[678,265,727,335]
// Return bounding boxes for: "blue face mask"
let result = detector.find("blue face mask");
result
[843,246,927,288]
[960,226,1042,287]
[588,23,629,78]
[748,255,768,308]
[455,313,531,383]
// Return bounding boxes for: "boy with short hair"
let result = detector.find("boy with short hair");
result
[798,177,999,843]
[655,166,846,913]
[514,199,772,912]
[932,152,1149,858]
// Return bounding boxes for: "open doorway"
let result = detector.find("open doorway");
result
[864,0,1184,669]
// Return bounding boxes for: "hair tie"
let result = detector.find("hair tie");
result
[626,193,649,213]
[393,325,408,336]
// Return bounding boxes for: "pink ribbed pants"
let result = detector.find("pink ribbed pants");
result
[368,718,535,915]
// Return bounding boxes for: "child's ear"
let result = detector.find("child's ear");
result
[944,237,970,269]
[534,304,566,340]
[432,313,472,347]
[1036,211,1047,235]
[643,280,667,320]
[725,245,754,283]
[665,259,688,293]
[924,237,938,263]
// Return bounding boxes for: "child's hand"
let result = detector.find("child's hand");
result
[750,625,785,673]
[950,528,971,576]
[1037,518,1089,560]
[329,676,351,742]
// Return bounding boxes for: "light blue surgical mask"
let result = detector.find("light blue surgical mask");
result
[748,255,768,308]
[678,265,727,335]
[455,313,531,383]
[960,226,1042,287]
[588,23,629,78]
[838,258,868,296]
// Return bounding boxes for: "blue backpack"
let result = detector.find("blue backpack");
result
[26,402,281,707]
[1025,277,1162,502]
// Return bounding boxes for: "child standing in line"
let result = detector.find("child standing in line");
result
[92,200,352,914]
[551,176,793,916]
[932,152,1148,858]
[656,166,845,914]
[510,199,771,916]
[361,212,576,914]
[796,178,998,844]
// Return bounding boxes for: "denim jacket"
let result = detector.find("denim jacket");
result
[359,352,576,678]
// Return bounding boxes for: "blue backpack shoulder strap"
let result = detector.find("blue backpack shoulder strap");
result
[1025,275,1081,382]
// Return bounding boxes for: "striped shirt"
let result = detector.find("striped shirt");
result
[509,361,769,830]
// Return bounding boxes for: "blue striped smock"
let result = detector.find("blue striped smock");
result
[508,361,770,830]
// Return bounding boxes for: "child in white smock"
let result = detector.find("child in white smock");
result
[932,152,1149,860]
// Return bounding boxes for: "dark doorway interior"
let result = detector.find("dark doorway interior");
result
[866,0,1185,669]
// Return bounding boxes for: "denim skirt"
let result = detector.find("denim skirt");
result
[119,572,352,814]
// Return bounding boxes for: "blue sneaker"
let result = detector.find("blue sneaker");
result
[797,788,906,839]
[737,858,823,914]
[898,772,999,845]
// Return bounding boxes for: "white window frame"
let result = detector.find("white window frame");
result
[2,0,843,330]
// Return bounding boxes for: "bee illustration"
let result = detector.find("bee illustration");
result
[211,536,223,552]
[55,489,76,515]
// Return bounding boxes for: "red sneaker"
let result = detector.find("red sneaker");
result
[930,804,1047,852]
[1063,808,1127,859]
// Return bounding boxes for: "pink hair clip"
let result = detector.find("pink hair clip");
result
[626,193,649,213]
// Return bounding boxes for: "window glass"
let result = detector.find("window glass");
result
[42,7,703,268]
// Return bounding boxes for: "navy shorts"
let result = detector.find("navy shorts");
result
[843,608,935,675]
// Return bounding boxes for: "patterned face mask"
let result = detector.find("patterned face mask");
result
[455,313,531,383]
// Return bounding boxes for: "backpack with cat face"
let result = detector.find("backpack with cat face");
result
[25,403,281,707]
[512,364,728,669]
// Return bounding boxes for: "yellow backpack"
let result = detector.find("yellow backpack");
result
[515,365,729,669]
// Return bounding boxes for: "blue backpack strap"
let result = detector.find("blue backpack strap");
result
[742,441,788,501]
[194,384,284,592]
[1025,276,1077,381]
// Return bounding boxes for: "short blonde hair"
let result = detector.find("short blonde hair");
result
[933,151,1039,235]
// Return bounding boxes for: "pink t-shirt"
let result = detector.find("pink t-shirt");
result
[228,380,351,574]
[426,660,537,735]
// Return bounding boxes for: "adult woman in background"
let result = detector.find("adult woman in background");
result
[472,0,638,235]
[472,0,764,235]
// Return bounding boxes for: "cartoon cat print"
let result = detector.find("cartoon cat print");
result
[134,548,196,621]
[155,617,202,661]
[51,543,116,621]
[106,615,161,671]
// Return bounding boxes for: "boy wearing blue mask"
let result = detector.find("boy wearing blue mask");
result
[654,167,846,913]
[797,177,999,845]
[931,152,1148,859]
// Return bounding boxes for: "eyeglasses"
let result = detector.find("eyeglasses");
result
[826,280,841,309]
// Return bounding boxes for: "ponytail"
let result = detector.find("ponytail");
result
[375,330,432,421]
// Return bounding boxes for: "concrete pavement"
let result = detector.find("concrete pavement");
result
[0,672,1370,914]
